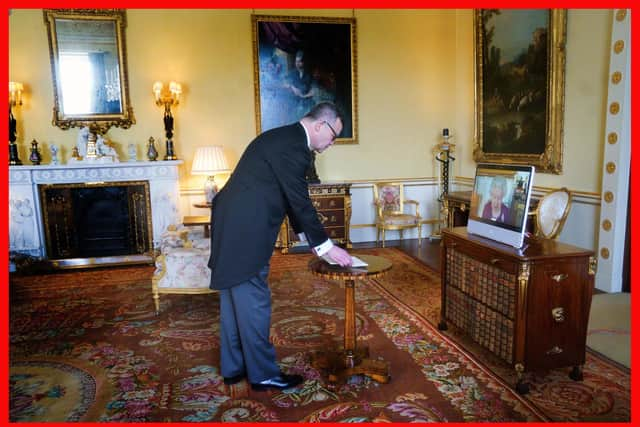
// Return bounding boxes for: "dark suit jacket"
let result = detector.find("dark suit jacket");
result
[208,122,328,290]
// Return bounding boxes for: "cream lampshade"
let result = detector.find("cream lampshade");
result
[191,146,230,203]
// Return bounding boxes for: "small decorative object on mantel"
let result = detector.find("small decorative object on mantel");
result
[29,139,42,165]
[71,146,81,161]
[147,137,159,161]
[152,81,180,160]
[96,134,119,162]
[128,143,137,162]
[49,144,59,165]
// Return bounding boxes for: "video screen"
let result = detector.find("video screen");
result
[469,167,533,231]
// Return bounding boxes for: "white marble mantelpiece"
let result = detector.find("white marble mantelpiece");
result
[9,160,183,258]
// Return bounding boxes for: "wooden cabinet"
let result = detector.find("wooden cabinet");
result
[439,227,596,394]
[277,182,352,253]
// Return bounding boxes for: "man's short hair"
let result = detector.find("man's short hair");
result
[304,102,343,123]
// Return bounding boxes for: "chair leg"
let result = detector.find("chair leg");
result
[153,292,160,314]
[417,224,422,246]
[399,229,403,241]
[381,229,386,248]
[376,227,380,247]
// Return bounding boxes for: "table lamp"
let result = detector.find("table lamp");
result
[191,146,230,203]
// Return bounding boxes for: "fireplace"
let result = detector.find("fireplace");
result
[38,181,153,264]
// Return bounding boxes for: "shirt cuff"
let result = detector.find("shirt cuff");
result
[297,232,307,242]
[313,239,334,256]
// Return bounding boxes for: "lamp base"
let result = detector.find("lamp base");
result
[204,176,219,204]
[9,142,22,166]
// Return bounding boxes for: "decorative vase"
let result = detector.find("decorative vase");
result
[29,139,42,165]
[147,137,158,161]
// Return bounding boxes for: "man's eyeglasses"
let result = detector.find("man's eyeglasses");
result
[323,121,338,140]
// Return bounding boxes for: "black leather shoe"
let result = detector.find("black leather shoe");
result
[223,373,246,385]
[250,374,303,391]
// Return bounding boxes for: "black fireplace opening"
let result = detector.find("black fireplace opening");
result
[39,181,153,260]
[73,186,132,257]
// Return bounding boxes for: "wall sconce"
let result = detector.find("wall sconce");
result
[152,81,181,160]
[9,81,24,165]
[191,146,230,204]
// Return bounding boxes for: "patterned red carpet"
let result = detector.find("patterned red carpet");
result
[9,248,629,422]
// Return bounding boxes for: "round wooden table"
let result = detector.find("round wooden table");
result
[307,254,393,385]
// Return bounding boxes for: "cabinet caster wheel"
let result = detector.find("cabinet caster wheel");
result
[569,366,583,381]
[437,321,448,331]
[515,381,529,395]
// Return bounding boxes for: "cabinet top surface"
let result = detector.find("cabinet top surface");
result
[443,227,594,260]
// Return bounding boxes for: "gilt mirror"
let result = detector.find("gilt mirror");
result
[43,9,134,133]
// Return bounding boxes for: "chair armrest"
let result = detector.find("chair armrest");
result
[404,199,420,217]
[373,200,384,218]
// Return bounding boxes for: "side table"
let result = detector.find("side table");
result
[185,202,212,238]
[307,254,393,386]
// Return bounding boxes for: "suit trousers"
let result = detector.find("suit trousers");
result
[218,265,281,383]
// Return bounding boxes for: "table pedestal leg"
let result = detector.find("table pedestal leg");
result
[310,279,390,386]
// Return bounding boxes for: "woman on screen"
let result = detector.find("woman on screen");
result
[482,176,510,222]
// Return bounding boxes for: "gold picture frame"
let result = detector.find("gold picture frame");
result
[472,9,567,174]
[251,14,358,144]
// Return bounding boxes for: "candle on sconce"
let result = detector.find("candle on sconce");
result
[152,81,163,103]
[9,81,23,106]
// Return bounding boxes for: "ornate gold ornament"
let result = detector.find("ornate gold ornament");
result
[606,162,616,174]
[602,219,612,231]
[614,40,625,54]
[604,191,614,203]
[600,247,610,259]
[616,9,627,21]
[607,132,618,144]
[609,102,620,115]
[611,71,622,84]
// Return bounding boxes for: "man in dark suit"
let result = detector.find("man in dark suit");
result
[208,102,352,391]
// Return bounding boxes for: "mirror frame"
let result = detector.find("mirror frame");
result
[43,9,135,133]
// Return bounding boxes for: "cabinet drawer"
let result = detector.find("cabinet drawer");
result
[525,260,592,370]
[445,285,514,363]
[326,227,345,239]
[316,210,345,227]
[444,236,519,275]
[312,197,345,210]
[445,245,517,319]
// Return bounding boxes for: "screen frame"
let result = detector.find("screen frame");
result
[467,163,535,248]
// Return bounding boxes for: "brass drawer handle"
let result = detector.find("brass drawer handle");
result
[551,307,565,322]
[552,273,568,282]
[546,346,563,355]
[329,200,336,207]
[313,201,321,209]
[317,212,328,224]
[490,258,501,265]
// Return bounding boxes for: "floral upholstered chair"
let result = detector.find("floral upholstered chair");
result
[373,182,422,247]
[533,187,572,239]
[152,225,214,314]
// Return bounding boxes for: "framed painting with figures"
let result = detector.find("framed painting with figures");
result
[252,14,357,144]
[472,9,566,174]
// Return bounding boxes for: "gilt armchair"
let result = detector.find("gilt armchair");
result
[373,182,422,247]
